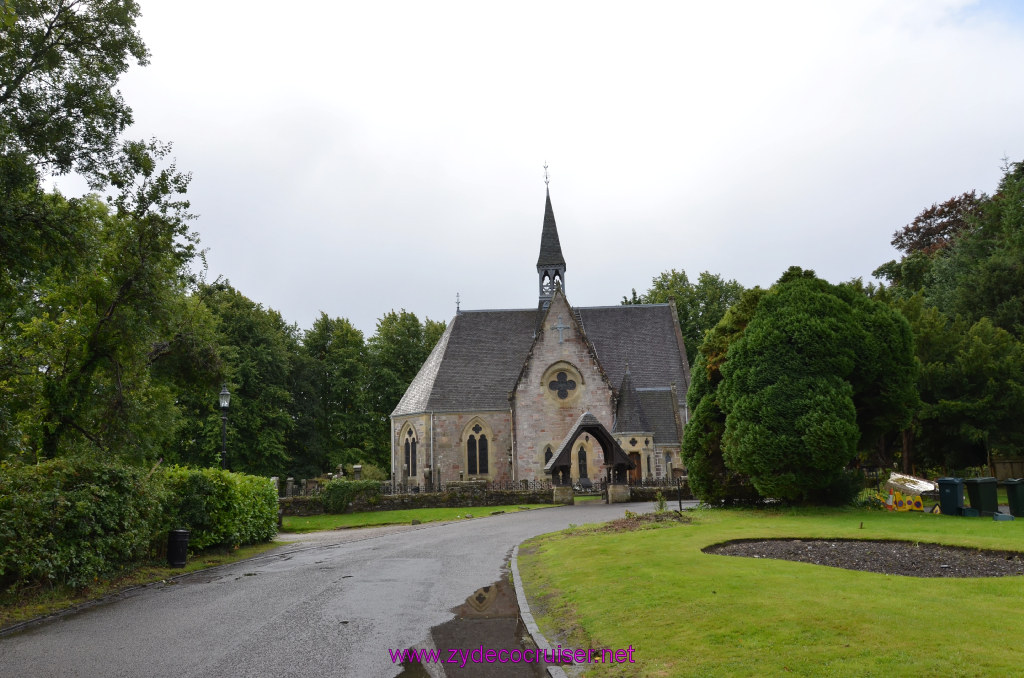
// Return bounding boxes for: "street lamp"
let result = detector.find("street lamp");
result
[219,384,230,469]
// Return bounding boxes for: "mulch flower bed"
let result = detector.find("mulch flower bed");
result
[704,538,1024,577]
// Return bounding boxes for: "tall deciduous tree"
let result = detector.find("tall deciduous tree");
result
[364,310,445,467]
[896,295,1024,472]
[0,142,209,462]
[0,0,147,177]
[185,283,297,477]
[288,313,368,477]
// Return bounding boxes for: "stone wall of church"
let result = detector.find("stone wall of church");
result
[514,294,615,483]
[430,411,513,484]
[391,411,513,486]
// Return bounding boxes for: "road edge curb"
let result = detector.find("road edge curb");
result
[510,543,568,678]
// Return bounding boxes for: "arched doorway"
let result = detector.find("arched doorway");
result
[628,453,641,484]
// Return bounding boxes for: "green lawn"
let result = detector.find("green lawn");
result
[517,507,1024,677]
[281,504,551,533]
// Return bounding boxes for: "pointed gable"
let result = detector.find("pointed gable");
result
[512,287,613,398]
[613,365,651,434]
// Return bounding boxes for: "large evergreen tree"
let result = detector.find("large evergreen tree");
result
[685,268,916,504]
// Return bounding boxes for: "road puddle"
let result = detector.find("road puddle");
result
[395,575,547,677]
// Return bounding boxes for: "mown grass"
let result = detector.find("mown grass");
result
[281,504,551,533]
[0,541,281,631]
[518,507,1024,677]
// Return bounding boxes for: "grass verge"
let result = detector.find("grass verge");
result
[1,541,280,632]
[281,503,552,533]
[517,506,1024,677]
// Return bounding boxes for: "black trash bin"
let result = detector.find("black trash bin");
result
[964,477,998,517]
[167,529,190,568]
[1004,479,1024,517]
[937,478,964,516]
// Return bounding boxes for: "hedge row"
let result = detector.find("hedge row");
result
[163,466,278,550]
[321,479,382,513]
[0,458,277,591]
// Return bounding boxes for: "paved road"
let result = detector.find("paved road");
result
[0,501,682,678]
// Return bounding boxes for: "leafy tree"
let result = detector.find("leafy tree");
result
[174,283,298,477]
[890,192,982,256]
[364,310,445,467]
[835,281,920,454]
[718,270,861,503]
[896,295,1024,472]
[624,269,744,365]
[684,268,916,504]
[876,161,1024,339]
[927,162,1024,337]
[0,142,209,462]
[288,313,369,477]
[681,288,765,504]
[0,0,148,177]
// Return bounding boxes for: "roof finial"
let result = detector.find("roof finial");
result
[456,292,461,315]
[543,161,549,187]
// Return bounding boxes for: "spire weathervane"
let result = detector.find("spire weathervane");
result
[543,162,549,187]
[456,292,461,314]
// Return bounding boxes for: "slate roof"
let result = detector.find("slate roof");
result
[576,304,689,402]
[392,302,690,426]
[612,366,651,434]
[536,190,565,268]
[392,310,538,416]
[637,388,682,445]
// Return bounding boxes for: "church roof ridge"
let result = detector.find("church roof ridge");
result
[454,302,674,315]
[584,303,675,310]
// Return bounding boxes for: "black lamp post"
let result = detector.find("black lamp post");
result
[219,384,231,469]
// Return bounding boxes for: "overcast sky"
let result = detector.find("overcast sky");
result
[62,0,1024,337]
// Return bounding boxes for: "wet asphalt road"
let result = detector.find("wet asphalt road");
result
[0,501,676,678]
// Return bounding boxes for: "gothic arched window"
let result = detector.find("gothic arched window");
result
[544,446,553,465]
[404,428,417,476]
[465,421,490,476]
[467,435,477,475]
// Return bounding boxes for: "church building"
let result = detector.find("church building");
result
[390,187,691,487]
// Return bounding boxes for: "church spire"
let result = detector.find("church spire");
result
[537,166,566,306]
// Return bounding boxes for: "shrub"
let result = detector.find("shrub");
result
[0,456,166,590]
[341,462,388,481]
[161,466,277,550]
[322,479,381,513]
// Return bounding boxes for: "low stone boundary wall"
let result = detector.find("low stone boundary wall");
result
[279,488,555,516]
[349,488,555,513]
[278,496,324,516]
[629,482,692,503]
